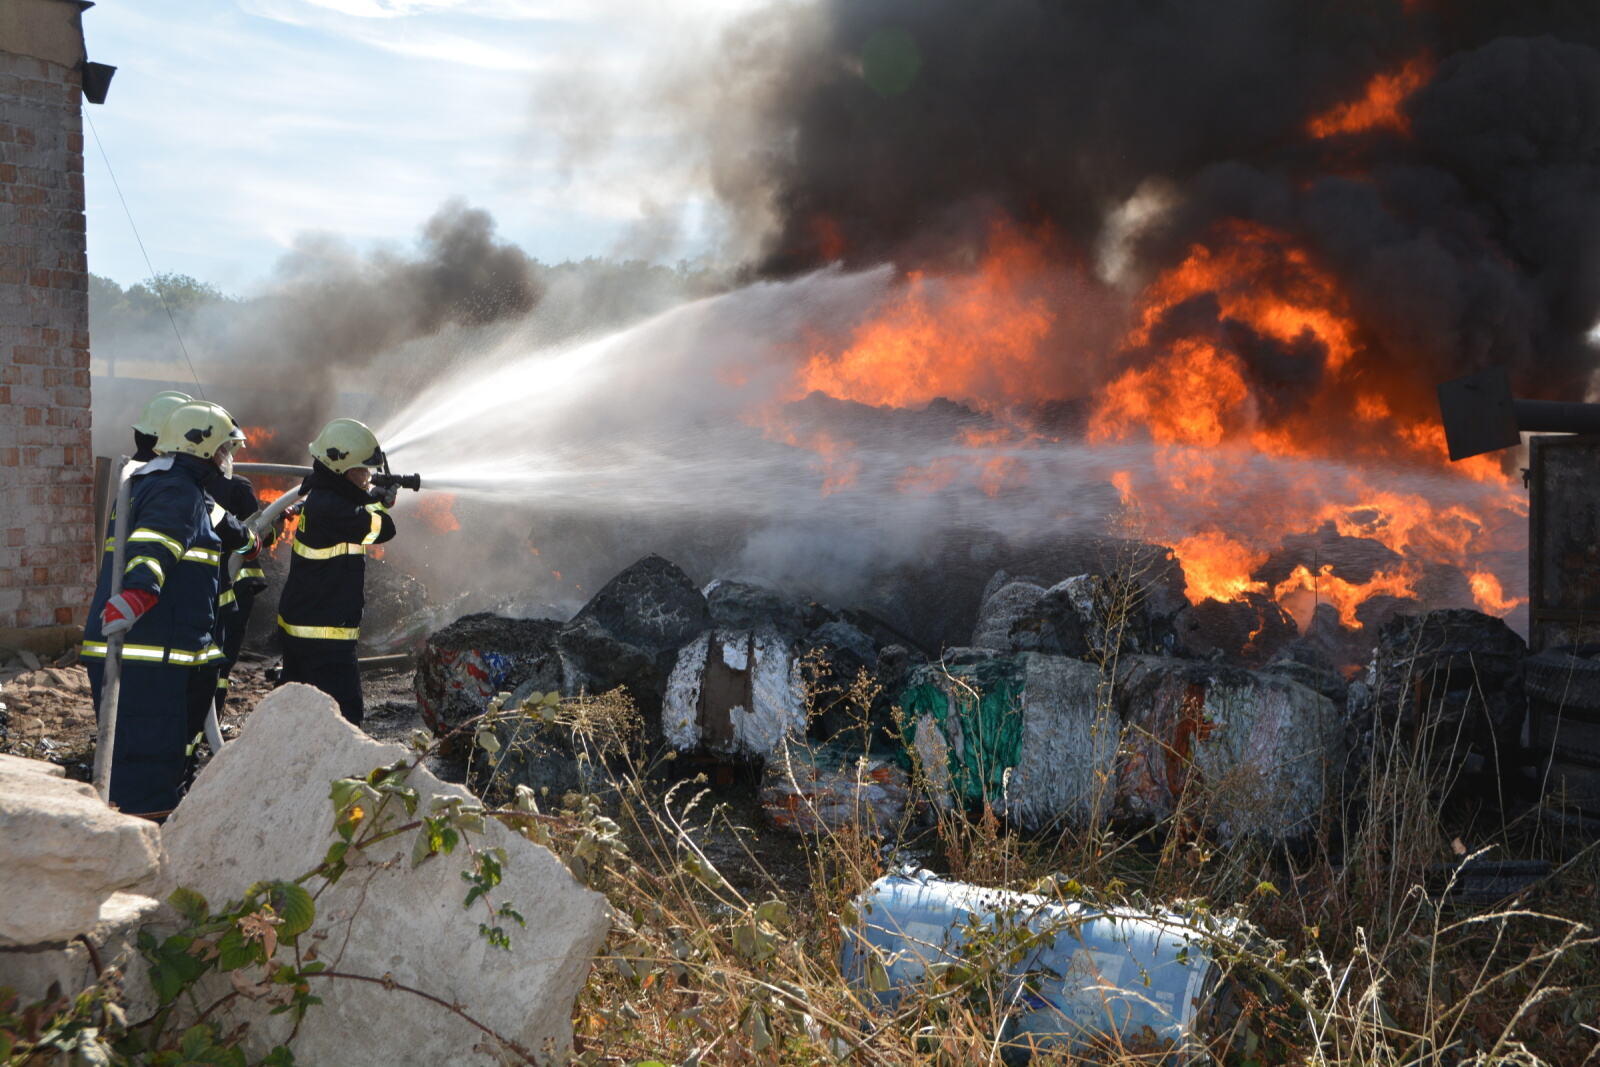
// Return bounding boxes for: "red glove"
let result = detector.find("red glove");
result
[101,589,158,636]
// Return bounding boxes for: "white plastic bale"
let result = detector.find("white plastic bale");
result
[661,630,806,757]
[1005,655,1120,831]
[662,633,711,751]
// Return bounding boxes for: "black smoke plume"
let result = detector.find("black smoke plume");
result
[705,0,1600,408]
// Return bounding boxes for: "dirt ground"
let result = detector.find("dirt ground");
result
[0,649,433,785]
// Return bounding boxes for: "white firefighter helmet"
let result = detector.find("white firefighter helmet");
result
[132,390,193,435]
[154,402,240,460]
[309,418,384,473]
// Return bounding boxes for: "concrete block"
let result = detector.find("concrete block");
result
[161,684,611,1066]
[0,755,162,947]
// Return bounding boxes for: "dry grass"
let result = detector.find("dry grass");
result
[459,631,1600,1067]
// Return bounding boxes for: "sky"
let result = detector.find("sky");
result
[81,0,761,293]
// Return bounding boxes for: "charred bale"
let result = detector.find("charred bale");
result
[970,574,1047,652]
[570,553,710,653]
[414,613,564,735]
[1367,609,1527,786]
[1174,592,1297,665]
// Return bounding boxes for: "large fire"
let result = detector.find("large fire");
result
[763,217,1528,634]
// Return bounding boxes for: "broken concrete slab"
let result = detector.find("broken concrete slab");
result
[160,684,611,1066]
[663,630,806,759]
[0,755,162,947]
[0,891,160,1018]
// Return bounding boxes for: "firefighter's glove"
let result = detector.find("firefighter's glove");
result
[101,589,159,636]
[375,484,399,509]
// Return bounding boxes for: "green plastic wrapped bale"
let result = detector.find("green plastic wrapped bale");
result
[899,656,1026,808]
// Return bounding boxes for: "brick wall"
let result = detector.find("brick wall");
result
[0,48,94,629]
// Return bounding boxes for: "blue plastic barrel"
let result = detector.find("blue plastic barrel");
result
[840,869,1224,1063]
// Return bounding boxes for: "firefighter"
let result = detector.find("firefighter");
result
[83,401,241,817]
[276,418,398,725]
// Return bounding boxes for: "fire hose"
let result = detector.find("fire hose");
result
[92,456,135,801]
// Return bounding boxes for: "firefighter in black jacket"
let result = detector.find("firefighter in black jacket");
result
[83,401,243,817]
[277,418,397,725]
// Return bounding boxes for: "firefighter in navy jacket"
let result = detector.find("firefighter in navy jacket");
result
[83,401,248,817]
[277,418,397,725]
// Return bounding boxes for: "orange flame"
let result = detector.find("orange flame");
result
[1468,570,1526,617]
[773,215,1526,632]
[1308,56,1433,139]
[794,220,1058,410]
[416,493,461,533]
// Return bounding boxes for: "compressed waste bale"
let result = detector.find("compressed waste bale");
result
[840,869,1225,1063]
[799,618,882,741]
[704,578,816,638]
[0,754,161,947]
[759,739,911,833]
[1173,592,1297,665]
[1011,570,1183,661]
[970,574,1048,651]
[1005,655,1121,830]
[161,684,611,1066]
[1114,656,1341,839]
[570,553,710,653]
[1367,609,1527,779]
[662,629,805,758]
[900,654,1119,828]
[899,655,1026,810]
[414,613,564,734]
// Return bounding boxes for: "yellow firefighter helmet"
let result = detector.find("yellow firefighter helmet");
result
[154,402,240,460]
[132,390,193,435]
[309,418,384,473]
